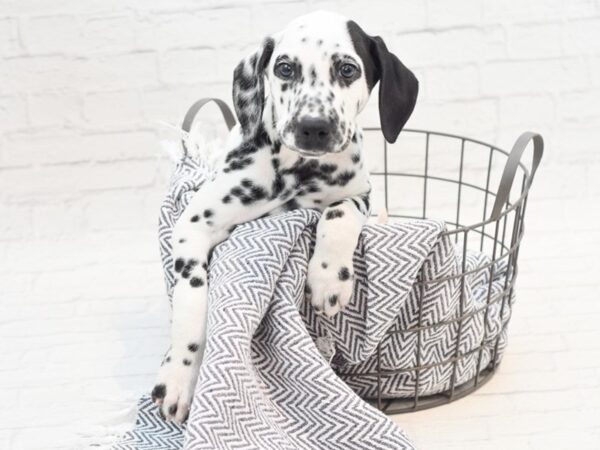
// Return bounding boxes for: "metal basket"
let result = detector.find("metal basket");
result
[180,99,544,413]
[358,128,543,414]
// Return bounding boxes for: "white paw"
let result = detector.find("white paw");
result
[151,358,199,423]
[306,256,354,317]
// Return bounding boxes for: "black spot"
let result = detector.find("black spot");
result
[222,195,232,203]
[328,295,338,306]
[168,403,178,416]
[320,163,337,173]
[338,267,351,281]
[188,343,199,352]
[272,141,281,154]
[283,198,300,211]
[326,209,344,220]
[174,258,184,273]
[271,174,285,198]
[351,153,360,163]
[166,356,171,363]
[250,185,267,201]
[351,133,358,143]
[190,215,199,223]
[317,39,323,46]
[227,157,253,171]
[322,262,328,269]
[253,124,271,148]
[181,259,198,279]
[305,284,312,295]
[183,359,191,366]
[202,262,208,270]
[241,178,253,188]
[329,200,344,207]
[178,238,186,244]
[231,186,244,197]
[225,141,259,164]
[335,171,355,186]
[206,220,213,226]
[203,209,213,218]
[190,277,204,287]
[151,384,166,401]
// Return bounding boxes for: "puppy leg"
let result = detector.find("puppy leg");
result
[152,178,279,422]
[306,193,370,317]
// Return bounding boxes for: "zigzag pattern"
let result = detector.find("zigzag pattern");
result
[112,396,185,450]
[113,154,512,449]
[184,210,414,449]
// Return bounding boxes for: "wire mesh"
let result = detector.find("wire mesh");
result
[350,128,541,414]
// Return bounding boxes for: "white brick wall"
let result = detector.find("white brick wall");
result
[1,1,599,448]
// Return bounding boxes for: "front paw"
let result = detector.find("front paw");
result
[306,256,354,317]
[151,359,198,423]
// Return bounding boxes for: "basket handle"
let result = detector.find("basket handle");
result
[489,132,544,222]
[181,98,237,155]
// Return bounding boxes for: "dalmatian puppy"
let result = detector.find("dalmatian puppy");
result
[151,10,418,422]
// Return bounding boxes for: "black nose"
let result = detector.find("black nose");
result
[295,117,333,150]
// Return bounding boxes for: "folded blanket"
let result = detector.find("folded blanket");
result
[334,239,510,399]
[113,157,511,449]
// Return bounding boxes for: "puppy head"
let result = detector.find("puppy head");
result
[232,11,419,156]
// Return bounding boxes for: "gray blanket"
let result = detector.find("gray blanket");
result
[113,157,510,449]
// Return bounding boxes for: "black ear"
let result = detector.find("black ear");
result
[232,37,275,136]
[348,21,419,144]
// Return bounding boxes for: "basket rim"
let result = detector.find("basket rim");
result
[362,127,534,236]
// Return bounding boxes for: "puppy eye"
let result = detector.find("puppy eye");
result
[339,63,357,79]
[275,62,294,79]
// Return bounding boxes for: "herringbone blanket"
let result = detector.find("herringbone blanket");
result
[113,157,510,449]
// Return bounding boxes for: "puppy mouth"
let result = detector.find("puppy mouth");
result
[296,148,328,157]
[279,129,351,157]
[280,136,328,157]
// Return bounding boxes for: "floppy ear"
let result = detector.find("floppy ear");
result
[348,21,419,144]
[372,37,419,143]
[232,37,275,136]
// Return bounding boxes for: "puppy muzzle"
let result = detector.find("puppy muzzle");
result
[294,117,336,152]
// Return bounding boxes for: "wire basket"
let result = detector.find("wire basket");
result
[179,99,544,414]
[353,128,543,414]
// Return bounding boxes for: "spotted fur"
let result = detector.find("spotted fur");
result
[152,11,418,423]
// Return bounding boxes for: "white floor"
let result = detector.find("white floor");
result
[1,217,599,450]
